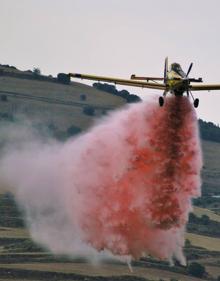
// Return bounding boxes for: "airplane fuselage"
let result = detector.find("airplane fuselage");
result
[158,61,201,108]
[166,64,188,96]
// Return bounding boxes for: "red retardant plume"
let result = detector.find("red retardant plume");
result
[0,96,202,264]
[67,96,202,264]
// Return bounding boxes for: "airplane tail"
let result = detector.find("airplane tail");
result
[130,57,168,83]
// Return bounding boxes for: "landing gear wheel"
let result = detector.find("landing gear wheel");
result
[194,98,199,108]
[159,96,164,107]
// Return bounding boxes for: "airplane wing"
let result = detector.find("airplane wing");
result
[69,73,166,90]
[190,84,220,91]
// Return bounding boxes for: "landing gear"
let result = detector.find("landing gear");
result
[159,96,164,107]
[188,90,199,108]
[193,98,199,108]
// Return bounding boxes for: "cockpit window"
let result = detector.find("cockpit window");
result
[170,63,185,77]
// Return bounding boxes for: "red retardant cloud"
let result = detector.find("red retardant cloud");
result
[0,96,202,265]
[66,96,202,264]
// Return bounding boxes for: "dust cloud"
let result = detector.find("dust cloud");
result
[0,96,202,264]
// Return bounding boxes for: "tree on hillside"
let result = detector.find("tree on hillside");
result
[185,239,191,248]
[67,125,81,137]
[93,83,117,95]
[80,94,87,101]
[200,214,210,225]
[127,94,141,103]
[118,89,129,99]
[83,105,95,116]
[187,262,206,278]
[93,82,142,103]
[0,94,8,102]
[57,73,70,84]
[33,67,41,76]
[199,119,220,143]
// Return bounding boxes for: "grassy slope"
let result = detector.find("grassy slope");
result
[0,263,204,281]
[0,75,126,131]
[186,233,220,251]
[0,227,28,238]
[194,206,220,222]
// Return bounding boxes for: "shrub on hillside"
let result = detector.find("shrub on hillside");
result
[118,89,129,99]
[93,83,117,95]
[0,112,14,121]
[83,105,95,116]
[80,94,87,101]
[200,214,210,225]
[199,119,220,142]
[57,73,70,84]
[0,94,8,102]
[185,239,191,248]
[93,82,142,103]
[187,262,206,278]
[33,67,41,76]
[102,109,107,115]
[127,94,141,103]
[67,125,81,136]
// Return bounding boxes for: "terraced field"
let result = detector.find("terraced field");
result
[194,206,220,222]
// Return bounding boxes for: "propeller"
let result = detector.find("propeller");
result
[186,64,196,103]
[186,63,193,77]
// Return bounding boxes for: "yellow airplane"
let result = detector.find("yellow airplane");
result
[69,58,220,108]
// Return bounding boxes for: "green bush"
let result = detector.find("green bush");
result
[80,94,87,101]
[0,94,8,102]
[83,105,95,116]
[187,262,205,278]
[57,73,70,84]
[67,125,81,137]
[33,67,41,76]
[200,214,210,225]
[185,239,191,248]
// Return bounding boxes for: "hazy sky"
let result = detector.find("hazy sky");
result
[1,0,220,124]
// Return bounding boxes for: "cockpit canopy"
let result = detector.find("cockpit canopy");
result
[170,63,186,77]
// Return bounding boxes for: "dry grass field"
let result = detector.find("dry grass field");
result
[0,227,28,239]
[0,75,126,132]
[0,262,206,281]
[194,206,220,222]
[0,75,125,107]
[0,223,218,281]
[186,232,220,251]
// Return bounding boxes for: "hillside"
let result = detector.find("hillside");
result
[0,64,126,135]
[199,119,220,143]
[201,141,220,195]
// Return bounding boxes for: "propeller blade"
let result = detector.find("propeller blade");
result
[164,57,168,83]
[186,63,193,77]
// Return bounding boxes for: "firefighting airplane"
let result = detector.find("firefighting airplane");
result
[69,58,220,108]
